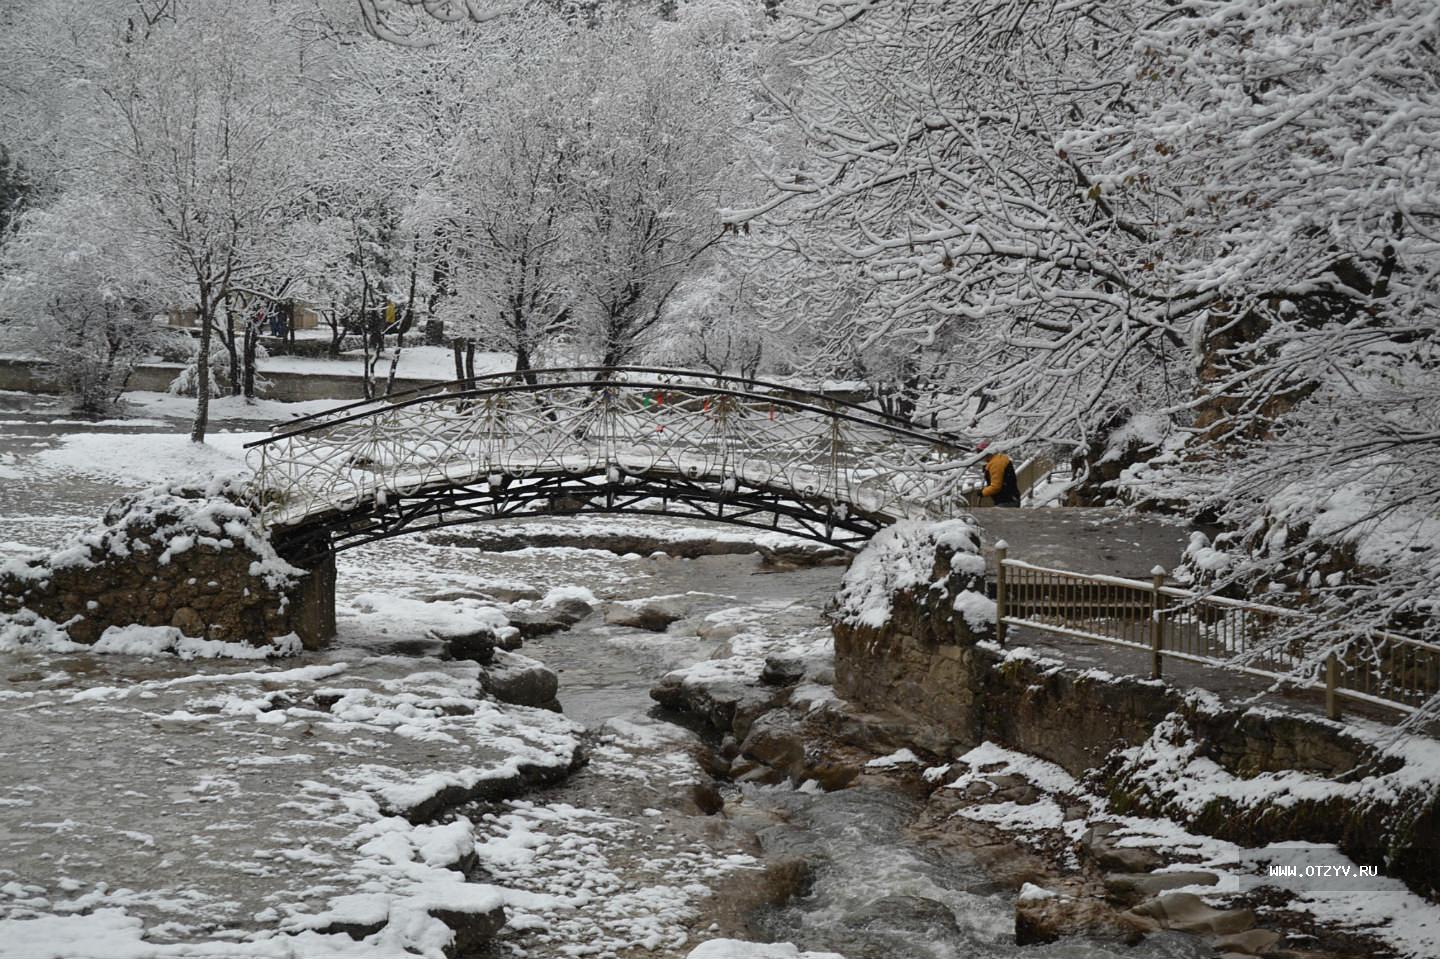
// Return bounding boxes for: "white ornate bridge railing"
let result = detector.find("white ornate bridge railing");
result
[244,368,976,547]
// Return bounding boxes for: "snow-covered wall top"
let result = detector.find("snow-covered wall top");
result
[1,474,300,590]
[832,518,987,629]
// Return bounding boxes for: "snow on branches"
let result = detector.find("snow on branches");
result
[755,0,1440,717]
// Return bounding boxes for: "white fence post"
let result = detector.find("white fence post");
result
[1150,565,1167,680]
[995,540,1009,645]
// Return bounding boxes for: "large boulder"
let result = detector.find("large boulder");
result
[509,597,594,639]
[481,650,561,711]
[1125,892,1256,937]
[604,596,688,632]
[1014,889,1157,946]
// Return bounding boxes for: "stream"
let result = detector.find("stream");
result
[0,400,1212,958]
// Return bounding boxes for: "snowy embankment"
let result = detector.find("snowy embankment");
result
[648,516,1440,958]
[922,737,1440,958]
[0,471,312,651]
[31,430,258,487]
[253,345,511,382]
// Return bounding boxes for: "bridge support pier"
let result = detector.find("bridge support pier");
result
[272,533,337,650]
[285,553,337,649]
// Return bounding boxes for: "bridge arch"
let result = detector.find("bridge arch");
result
[245,367,976,565]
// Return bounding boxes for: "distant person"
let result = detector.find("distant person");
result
[977,441,1021,507]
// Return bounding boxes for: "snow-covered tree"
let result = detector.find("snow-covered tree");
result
[1,0,329,434]
[565,4,761,370]
[748,0,1440,718]
[0,194,161,414]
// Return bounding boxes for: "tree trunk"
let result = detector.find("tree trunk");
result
[328,300,345,356]
[358,280,373,400]
[224,303,240,396]
[243,319,258,400]
[453,339,465,383]
[191,288,213,444]
[385,263,419,397]
[464,340,476,389]
[514,342,536,386]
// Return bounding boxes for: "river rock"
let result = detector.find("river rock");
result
[760,655,807,687]
[1015,893,1158,946]
[1104,871,1219,900]
[605,597,687,632]
[509,598,592,639]
[733,764,788,786]
[430,903,507,957]
[443,628,497,664]
[481,650,561,711]
[1099,845,1166,873]
[805,759,862,792]
[739,712,807,776]
[1081,823,1165,873]
[698,620,741,643]
[1125,892,1255,936]
[983,773,1039,805]
[695,746,732,780]
[1212,928,1282,955]
[650,673,786,739]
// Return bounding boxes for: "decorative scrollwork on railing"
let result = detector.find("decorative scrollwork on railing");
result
[245,368,974,544]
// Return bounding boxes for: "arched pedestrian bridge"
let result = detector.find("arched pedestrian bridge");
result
[245,367,975,563]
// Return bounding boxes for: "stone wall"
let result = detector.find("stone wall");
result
[0,356,445,403]
[832,532,1440,900]
[0,480,335,650]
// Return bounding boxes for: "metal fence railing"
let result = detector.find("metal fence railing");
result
[993,542,1440,719]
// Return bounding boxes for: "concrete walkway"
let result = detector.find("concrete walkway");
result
[970,508,1418,728]
[972,507,1194,580]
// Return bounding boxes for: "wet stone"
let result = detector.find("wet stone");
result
[1212,928,1283,955]
[444,629,497,664]
[1104,870,1219,900]
[1126,892,1256,936]
[481,650,561,710]
[604,597,687,632]
[1015,893,1158,947]
[761,654,807,687]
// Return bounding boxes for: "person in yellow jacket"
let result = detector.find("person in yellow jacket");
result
[977,441,1021,507]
